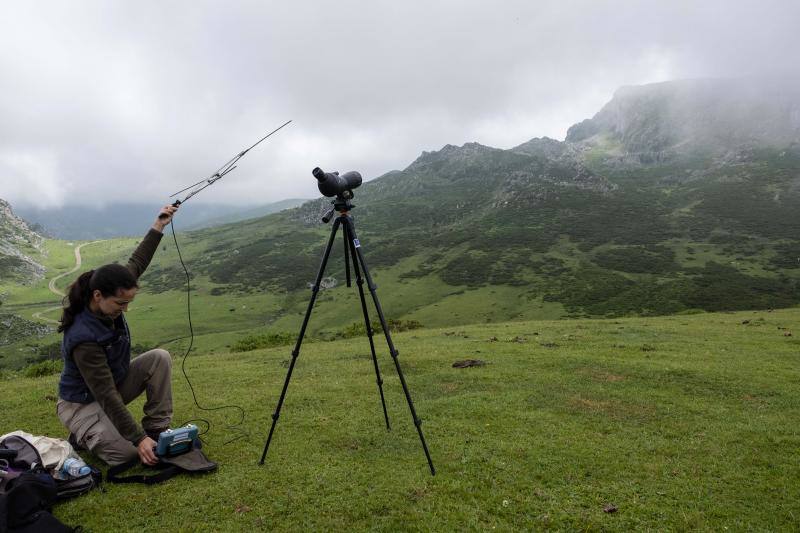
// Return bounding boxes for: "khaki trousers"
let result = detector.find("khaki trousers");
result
[57,349,173,465]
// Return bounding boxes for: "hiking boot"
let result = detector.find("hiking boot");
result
[68,433,86,452]
[146,428,169,443]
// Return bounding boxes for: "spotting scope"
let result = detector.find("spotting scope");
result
[313,167,362,198]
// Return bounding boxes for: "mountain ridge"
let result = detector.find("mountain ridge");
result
[3,77,799,341]
[199,76,800,319]
[2,77,800,372]
[566,76,800,155]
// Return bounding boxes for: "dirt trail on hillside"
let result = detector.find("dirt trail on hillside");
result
[32,240,106,325]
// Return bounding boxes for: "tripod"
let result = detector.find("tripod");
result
[259,196,436,475]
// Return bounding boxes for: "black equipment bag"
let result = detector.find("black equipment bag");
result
[0,435,93,532]
[107,443,217,485]
[0,435,101,501]
[0,472,75,533]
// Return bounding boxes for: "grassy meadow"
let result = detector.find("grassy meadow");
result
[4,307,799,530]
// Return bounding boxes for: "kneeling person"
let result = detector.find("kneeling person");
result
[56,205,179,466]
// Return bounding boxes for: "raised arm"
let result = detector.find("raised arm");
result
[126,205,179,279]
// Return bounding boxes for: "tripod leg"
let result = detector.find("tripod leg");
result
[342,217,436,475]
[344,228,351,287]
[343,221,391,431]
[260,218,342,465]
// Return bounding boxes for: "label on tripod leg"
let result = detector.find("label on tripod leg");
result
[353,239,361,248]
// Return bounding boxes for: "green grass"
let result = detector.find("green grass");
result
[4,308,799,530]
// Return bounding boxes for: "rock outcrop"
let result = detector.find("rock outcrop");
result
[566,77,800,155]
[0,199,46,284]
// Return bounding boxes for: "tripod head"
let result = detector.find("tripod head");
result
[321,196,355,223]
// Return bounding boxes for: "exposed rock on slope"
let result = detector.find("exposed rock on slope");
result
[0,199,45,284]
[566,77,800,156]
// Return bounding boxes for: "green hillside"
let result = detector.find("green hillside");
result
[2,78,799,370]
[134,80,799,342]
[4,309,799,530]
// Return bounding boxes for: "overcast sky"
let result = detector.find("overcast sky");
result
[1,0,798,209]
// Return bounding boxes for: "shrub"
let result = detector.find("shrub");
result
[770,242,800,269]
[681,262,800,311]
[593,245,679,274]
[23,359,63,378]
[36,342,61,360]
[231,331,296,353]
[331,319,424,339]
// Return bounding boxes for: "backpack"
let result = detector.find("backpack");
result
[0,435,100,501]
[0,435,97,533]
[0,471,74,533]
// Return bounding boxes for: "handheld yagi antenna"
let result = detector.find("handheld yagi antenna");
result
[161,120,292,216]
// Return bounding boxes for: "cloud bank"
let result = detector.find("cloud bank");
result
[1,0,797,207]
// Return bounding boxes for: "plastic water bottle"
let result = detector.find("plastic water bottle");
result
[62,457,91,477]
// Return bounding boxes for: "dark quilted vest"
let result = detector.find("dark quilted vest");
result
[59,309,131,403]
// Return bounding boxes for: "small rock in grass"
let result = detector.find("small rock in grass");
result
[452,359,486,368]
[784,331,792,337]
[603,504,618,513]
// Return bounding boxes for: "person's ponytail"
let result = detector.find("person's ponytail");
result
[59,270,95,332]
[58,264,137,332]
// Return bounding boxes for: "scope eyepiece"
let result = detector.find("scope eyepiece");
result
[313,167,362,198]
[312,167,331,182]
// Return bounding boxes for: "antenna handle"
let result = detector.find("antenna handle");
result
[158,200,182,219]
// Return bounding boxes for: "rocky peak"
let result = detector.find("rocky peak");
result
[406,141,499,171]
[511,136,571,160]
[566,77,800,154]
[1,200,42,244]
